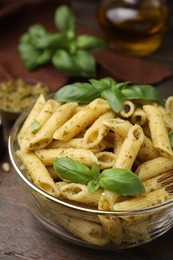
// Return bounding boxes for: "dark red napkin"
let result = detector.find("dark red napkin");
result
[0,0,173,92]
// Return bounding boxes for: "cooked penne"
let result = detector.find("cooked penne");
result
[47,138,106,153]
[98,191,120,210]
[16,149,60,197]
[130,107,147,126]
[55,213,110,246]
[104,118,159,161]
[35,148,98,166]
[143,104,173,158]
[113,188,172,212]
[113,124,144,169]
[18,94,46,146]
[20,99,61,149]
[136,156,173,181]
[96,151,116,169]
[53,98,110,141]
[22,102,78,151]
[99,215,123,244]
[82,111,115,148]
[119,100,136,118]
[57,182,103,206]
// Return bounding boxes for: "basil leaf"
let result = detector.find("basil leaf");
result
[30,120,40,133]
[89,77,116,92]
[88,179,100,193]
[72,50,96,78]
[168,130,173,148]
[31,32,67,49]
[53,157,92,184]
[52,49,96,77]
[18,43,42,70]
[76,35,106,52]
[91,163,100,178]
[99,168,145,196]
[122,85,164,105]
[54,82,100,103]
[101,85,124,113]
[28,24,47,38]
[54,5,76,32]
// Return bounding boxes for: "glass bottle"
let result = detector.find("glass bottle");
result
[97,0,169,57]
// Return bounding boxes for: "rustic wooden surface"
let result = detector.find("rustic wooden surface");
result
[1,1,173,259]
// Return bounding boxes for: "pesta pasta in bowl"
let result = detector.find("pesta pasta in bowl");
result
[9,78,173,249]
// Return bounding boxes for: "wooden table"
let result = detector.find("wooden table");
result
[1,1,173,259]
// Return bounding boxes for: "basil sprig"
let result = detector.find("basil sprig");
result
[53,157,145,196]
[18,5,106,78]
[54,77,164,113]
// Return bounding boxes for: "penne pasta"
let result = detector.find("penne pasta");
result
[16,149,60,197]
[82,110,115,149]
[119,100,136,118]
[104,118,159,161]
[22,102,78,151]
[99,215,124,244]
[136,156,173,181]
[130,107,147,126]
[35,148,98,166]
[18,94,46,146]
[53,98,110,141]
[113,124,144,169]
[143,104,173,158]
[57,182,103,206]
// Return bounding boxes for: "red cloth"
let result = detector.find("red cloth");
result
[0,0,173,92]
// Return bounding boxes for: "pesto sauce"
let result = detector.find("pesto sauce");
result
[0,78,49,112]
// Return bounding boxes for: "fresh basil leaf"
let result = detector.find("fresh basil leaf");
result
[53,157,92,184]
[101,85,124,113]
[89,78,116,92]
[52,49,75,75]
[115,81,130,90]
[168,130,173,148]
[30,120,40,133]
[54,5,76,32]
[91,163,100,178]
[37,49,53,65]
[18,43,42,70]
[52,49,96,77]
[28,24,47,38]
[76,35,106,52]
[72,50,96,78]
[88,179,100,193]
[99,168,145,196]
[121,85,164,105]
[54,82,100,103]
[30,32,67,49]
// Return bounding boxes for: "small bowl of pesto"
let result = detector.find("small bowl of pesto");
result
[0,78,49,137]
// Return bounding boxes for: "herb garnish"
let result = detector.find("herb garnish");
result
[30,120,41,133]
[18,5,106,78]
[54,77,164,113]
[53,157,145,195]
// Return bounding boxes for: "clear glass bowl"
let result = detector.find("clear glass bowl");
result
[8,106,173,250]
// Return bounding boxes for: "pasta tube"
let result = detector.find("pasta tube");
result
[22,102,78,151]
[53,98,110,141]
[136,156,173,181]
[82,110,115,148]
[16,150,60,197]
[143,104,173,158]
[35,148,98,166]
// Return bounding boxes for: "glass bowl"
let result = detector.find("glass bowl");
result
[8,99,173,250]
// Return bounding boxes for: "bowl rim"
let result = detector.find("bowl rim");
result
[8,95,173,216]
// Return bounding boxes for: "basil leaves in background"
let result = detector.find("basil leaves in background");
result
[18,5,106,78]
[54,77,164,113]
[53,157,146,195]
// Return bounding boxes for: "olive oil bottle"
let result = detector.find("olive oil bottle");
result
[97,0,169,56]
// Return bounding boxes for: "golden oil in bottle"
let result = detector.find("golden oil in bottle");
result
[97,0,169,56]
